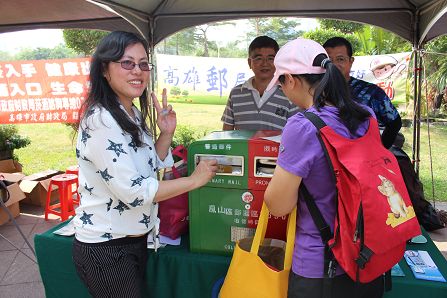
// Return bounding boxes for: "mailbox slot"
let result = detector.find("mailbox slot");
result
[195,154,244,176]
[254,157,277,178]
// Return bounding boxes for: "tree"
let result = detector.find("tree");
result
[47,43,79,59]
[356,26,411,55]
[63,29,109,56]
[0,50,12,61]
[195,25,211,57]
[424,36,447,104]
[14,44,78,60]
[317,19,411,55]
[302,28,361,54]
[158,27,198,56]
[246,17,302,46]
[195,22,235,57]
[217,40,246,58]
[157,22,235,57]
[319,19,364,34]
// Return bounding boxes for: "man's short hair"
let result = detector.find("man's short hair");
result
[323,37,353,57]
[248,36,279,56]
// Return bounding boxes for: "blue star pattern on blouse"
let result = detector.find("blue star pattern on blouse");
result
[106,198,112,211]
[101,233,113,240]
[81,130,91,145]
[84,183,94,195]
[128,138,138,152]
[131,175,146,187]
[139,213,151,228]
[80,211,93,226]
[81,156,92,162]
[106,139,127,157]
[129,198,144,207]
[148,157,158,172]
[96,168,114,183]
[114,200,130,215]
[76,148,80,158]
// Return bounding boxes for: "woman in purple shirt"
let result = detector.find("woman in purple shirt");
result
[264,38,384,298]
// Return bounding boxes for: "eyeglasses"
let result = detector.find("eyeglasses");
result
[332,56,351,64]
[112,60,153,71]
[250,56,275,64]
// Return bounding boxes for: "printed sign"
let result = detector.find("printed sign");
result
[0,58,90,124]
[157,52,411,103]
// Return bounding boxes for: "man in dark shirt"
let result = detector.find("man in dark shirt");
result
[323,37,402,148]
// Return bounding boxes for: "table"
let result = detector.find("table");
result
[35,223,447,298]
[35,222,230,298]
[383,229,447,298]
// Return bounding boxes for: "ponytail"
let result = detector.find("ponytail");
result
[307,54,371,133]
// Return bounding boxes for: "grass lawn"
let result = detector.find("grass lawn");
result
[169,94,228,105]
[400,124,447,202]
[15,103,447,202]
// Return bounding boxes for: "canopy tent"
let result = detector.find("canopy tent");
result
[1,0,447,173]
[1,0,447,48]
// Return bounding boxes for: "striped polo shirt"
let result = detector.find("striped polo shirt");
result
[221,78,298,130]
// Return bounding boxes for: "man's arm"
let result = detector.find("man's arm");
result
[360,82,402,149]
[381,115,402,149]
[221,92,235,130]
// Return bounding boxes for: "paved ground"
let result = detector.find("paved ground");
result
[0,202,446,298]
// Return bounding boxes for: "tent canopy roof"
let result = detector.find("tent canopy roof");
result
[1,0,447,47]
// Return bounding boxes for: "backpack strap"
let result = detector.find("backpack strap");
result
[302,112,337,186]
[301,184,336,298]
[302,111,327,129]
[300,184,336,275]
[301,111,341,298]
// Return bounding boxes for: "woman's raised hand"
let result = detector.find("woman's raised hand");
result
[151,88,177,135]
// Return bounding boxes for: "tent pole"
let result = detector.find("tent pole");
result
[149,18,157,140]
[411,49,422,177]
[411,50,418,174]
[415,51,423,176]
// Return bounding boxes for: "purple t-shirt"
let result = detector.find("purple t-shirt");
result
[277,105,375,278]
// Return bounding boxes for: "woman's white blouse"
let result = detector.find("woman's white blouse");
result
[73,105,174,243]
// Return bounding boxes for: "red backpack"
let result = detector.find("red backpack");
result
[302,112,421,283]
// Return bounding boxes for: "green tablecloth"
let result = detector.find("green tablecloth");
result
[35,223,447,298]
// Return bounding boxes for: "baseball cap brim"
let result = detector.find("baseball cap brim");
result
[266,73,281,92]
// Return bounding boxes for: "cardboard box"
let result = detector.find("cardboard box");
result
[19,170,64,207]
[0,202,20,225]
[0,173,26,225]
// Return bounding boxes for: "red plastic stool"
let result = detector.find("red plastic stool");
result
[66,165,80,204]
[45,173,79,221]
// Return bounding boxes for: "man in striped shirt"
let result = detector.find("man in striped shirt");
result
[221,36,298,131]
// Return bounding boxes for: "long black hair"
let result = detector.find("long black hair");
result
[281,54,370,133]
[77,31,151,147]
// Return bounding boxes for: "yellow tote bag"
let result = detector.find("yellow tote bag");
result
[220,202,297,298]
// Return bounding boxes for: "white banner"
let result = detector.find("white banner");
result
[156,52,411,103]
[156,54,252,98]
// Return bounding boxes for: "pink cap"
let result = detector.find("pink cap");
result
[266,38,327,92]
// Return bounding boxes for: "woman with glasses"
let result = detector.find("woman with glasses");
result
[72,31,217,298]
